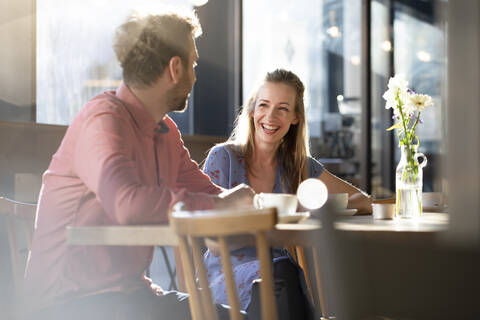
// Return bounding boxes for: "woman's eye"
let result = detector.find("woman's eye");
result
[279,106,289,111]
[258,103,267,107]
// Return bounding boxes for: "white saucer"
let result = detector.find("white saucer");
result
[336,208,358,216]
[278,212,310,223]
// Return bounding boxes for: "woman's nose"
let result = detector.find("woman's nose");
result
[265,108,277,119]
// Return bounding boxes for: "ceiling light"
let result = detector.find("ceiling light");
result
[326,26,341,38]
[381,40,392,52]
[350,56,361,65]
[417,50,431,62]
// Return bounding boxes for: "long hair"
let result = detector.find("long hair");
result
[229,69,310,193]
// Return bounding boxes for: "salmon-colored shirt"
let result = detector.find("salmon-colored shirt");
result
[25,83,221,308]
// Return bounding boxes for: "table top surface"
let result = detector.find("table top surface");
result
[334,211,448,232]
[66,211,448,246]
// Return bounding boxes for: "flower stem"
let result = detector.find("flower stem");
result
[410,112,422,138]
[396,93,410,144]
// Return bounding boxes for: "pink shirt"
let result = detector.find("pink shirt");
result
[26,83,221,307]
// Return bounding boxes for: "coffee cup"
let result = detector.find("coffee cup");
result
[325,193,349,211]
[253,193,298,217]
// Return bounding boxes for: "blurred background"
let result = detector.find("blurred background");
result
[2,0,479,318]
[0,0,448,200]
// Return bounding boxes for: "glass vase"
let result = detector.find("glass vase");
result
[395,144,427,219]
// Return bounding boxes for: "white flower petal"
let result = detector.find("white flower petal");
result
[407,93,434,112]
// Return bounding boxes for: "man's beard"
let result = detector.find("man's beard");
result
[171,93,190,113]
[168,77,192,113]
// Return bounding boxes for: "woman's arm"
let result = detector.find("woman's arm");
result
[318,169,372,214]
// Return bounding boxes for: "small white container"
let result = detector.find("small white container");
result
[372,203,395,220]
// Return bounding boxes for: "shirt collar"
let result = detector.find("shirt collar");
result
[115,82,168,137]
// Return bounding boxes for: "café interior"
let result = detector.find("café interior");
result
[1,0,480,319]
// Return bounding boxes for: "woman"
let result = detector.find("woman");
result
[203,69,371,316]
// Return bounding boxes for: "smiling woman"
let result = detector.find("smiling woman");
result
[201,69,371,318]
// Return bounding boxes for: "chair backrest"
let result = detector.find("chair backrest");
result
[0,197,37,296]
[170,207,278,320]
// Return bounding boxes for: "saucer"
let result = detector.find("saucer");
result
[278,212,310,223]
[335,208,358,216]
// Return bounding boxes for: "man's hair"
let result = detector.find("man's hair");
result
[113,9,201,89]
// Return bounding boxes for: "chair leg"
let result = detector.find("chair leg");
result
[191,238,218,320]
[174,247,187,292]
[313,247,328,319]
[256,231,278,320]
[177,236,205,320]
[296,246,314,302]
[218,236,243,320]
[159,246,178,290]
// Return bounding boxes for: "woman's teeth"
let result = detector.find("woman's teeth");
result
[262,124,278,132]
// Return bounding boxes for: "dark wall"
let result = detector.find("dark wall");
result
[194,0,240,136]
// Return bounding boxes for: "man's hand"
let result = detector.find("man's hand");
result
[213,183,255,210]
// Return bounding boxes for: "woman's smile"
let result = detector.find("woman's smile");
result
[253,82,298,145]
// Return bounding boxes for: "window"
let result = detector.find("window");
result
[370,0,447,196]
[36,0,194,127]
[243,0,364,184]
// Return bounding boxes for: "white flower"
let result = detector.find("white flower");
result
[402,91,417,116]
[405,93,433,112]
[383,74,409,110]
[382,89,397,110]
[387,74,409,93]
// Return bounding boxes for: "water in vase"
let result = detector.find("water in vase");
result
[396,187,422,219]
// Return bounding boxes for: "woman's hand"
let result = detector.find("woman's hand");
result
[213,183,255,210]
[347,192,372,214]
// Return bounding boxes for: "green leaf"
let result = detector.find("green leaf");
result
[386,123,402,131]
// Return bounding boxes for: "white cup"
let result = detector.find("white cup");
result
[253,193,298,217]
[326,193,349,211]
[372,203,395,220]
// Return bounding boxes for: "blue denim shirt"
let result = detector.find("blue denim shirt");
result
[201,143,324,309]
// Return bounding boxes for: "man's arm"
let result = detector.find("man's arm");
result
[73,111,215,225]
[174,138,224,195]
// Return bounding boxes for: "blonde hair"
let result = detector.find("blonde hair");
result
[229,69,310,193]
[113,9,201,89]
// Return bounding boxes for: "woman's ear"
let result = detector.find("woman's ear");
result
[167,56,183,84]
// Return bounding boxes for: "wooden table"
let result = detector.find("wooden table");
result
[66,223,321,246]
[334,211,449,233]
[65,212,449,319]
[66,212,448,246]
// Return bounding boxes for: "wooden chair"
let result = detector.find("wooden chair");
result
[0,197,37,296]
[294,240,330,319]
[170,207,278,320]
[281,244,328,318]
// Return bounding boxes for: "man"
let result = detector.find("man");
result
[25,9,253,320]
